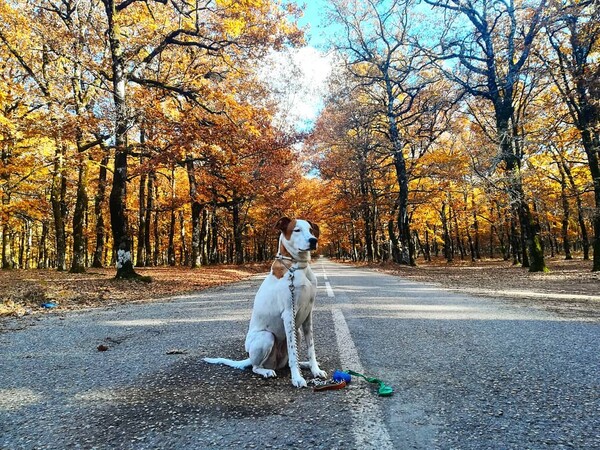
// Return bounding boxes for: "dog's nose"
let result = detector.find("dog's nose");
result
[309,238,318,250]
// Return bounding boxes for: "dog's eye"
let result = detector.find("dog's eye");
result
[294,229,300,232]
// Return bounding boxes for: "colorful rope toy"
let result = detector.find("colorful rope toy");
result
[313,369,393,396]
[342,370,394,396]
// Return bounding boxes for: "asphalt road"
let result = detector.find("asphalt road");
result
[1,258,598,449]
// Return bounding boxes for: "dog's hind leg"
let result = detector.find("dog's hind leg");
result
[246,331,277,378]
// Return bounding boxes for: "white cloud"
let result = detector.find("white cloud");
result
[260,46,333,132]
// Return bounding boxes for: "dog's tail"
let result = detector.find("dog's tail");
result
[203,357,252,370]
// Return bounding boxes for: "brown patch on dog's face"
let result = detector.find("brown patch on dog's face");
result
[275,217,291,236]
[275,217,296,240]
[285,219,297,240]
[308,221,320,238]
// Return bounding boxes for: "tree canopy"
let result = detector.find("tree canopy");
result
[0,0,598,273]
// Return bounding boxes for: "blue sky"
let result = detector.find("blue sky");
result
[293,0,335,48]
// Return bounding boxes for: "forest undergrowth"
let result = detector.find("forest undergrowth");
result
[2,257,598,329]
[355,257,600,319]
[0,263,269,321]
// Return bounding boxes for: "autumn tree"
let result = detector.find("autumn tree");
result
[327,0,451,265]
[95,0,302,277]
[0,0,108,273]
[310,78,391,262]
[422,0,549,271]
[0,0,71,271]
[541,0,600,270]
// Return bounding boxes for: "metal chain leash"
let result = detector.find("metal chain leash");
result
[288,266,300,369]
[288,266,296,318]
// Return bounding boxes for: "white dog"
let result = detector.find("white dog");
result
[204,217,326,387]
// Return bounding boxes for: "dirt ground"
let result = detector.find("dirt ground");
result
[1,257,599,329]
[0,263,269,323]
[355,256,600,320]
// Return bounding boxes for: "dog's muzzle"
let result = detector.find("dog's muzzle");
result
[309,238,318,251]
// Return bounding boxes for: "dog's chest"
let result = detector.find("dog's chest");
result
[294,282,316,324]
[249,267,317,338]
[290,272,316,323]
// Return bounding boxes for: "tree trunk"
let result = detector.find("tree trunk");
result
[359,160,374,262]
[387,218,401,264]
[70,51,91,273]
[70,143,89,273]
[24,219,32,269]
[393,150,414,265]
[466,225,476,262]
[168,208,176,266]
[490,224,496,259]
[39,221,48,269]
[110,147,135,277]
[136,158,147,267]
[167,168,176,266]
[232,199,244,265]
[104,0,138,279]
[51,138,67,271]
[92,150,109,268]
[209,208,219,264]
[453,207,466,260]
[1,143,11,269]
[200,207,208,265]
[560,158,590,260]
[178,210,188,266]
[558,168,573,260]
[423,226,431,261]
[141,169,153,266]
[497,112,546,271]
[191,201,203,268]
[580,128,600,271]
[385,73,414,266]
[152,182,160,266]
[350,219,358,261]
[1,200,11,270]
[186,156,203,268]
[472,192,481,259]
[3,231,14,268]
[441,202,453,263]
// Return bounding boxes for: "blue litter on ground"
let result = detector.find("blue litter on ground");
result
[40,302,58,309]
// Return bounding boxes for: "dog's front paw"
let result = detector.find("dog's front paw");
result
[291,376,307,388]
[312,368,327,379]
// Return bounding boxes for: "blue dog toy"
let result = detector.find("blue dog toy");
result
[332,370,352,383]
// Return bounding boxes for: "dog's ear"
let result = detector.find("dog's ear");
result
[308,221,320,238]
[275,217,292,233]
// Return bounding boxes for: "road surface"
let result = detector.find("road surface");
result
[1,259,598,449]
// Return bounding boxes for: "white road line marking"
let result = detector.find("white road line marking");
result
[325,282,334,297]
[332,307,394,449]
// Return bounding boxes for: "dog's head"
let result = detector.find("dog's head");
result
[276,217,320,254]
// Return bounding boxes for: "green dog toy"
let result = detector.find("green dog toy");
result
[345,370,394,397]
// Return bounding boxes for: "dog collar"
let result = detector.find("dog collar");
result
[275,254,309,269]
